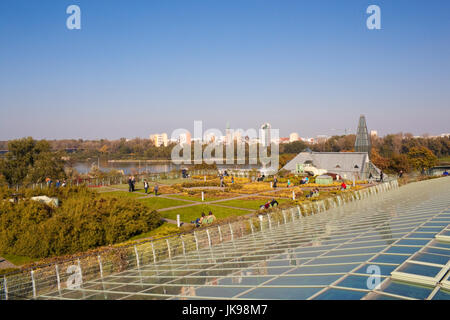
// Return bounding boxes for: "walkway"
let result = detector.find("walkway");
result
[0,257,16,270]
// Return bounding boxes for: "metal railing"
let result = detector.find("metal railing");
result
[0,179,399,300]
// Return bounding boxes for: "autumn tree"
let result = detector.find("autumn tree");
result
[407,146,438,171]
[370,148,389,171]
[389,153,411,173]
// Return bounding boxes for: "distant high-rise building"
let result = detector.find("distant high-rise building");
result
[150,133,168,147]
[261,123,271,147]
[355,115,371,155]
[179,132,191,145]
[289,132,299,142]
[225,122,232,145]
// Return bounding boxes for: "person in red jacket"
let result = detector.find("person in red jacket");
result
[341,182,347,191]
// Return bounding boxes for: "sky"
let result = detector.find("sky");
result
[0,0,449,140]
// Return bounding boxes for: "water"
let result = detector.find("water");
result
[72,160,261,175]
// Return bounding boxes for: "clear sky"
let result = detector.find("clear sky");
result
[1,0,449,140]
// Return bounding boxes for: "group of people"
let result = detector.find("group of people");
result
[306,188,320,198]
[260,198,279,210]
[128,176,136,192]
[181,169,189,179]
[129,177,159,195]
[45,178,67,188]
[192,211,217,227]
[299,176,309,185]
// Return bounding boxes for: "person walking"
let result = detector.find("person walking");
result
[131,176,136,192]
[144,179,149,194]
[128,177,133,192]
[154,183,159,196]
[273,176,278,188]
[380,171,384,182]
[398,170,403,178]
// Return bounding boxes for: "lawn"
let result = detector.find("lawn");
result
[108,177,193,189]
[138,196,190,211]
[218,197,295,210]
[99,190,148,198]
[160,204,250,222]
[166,193,240,202]
[0,253,38,266]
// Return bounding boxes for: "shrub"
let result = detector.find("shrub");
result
[0,186,161,258]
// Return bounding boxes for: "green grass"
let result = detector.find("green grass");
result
[127,222,181,241]
[218,197,295,210]
[1,253,38,266]
[99,190,147,198]
[161,204,250,222]
[138,196,190,210]
[438,157,450,164]
[167,193,239,202]
[108,178,193,189]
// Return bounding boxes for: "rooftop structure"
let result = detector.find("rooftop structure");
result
[282,151,378,179]
[355,115,371,155]
[8,177,449,300]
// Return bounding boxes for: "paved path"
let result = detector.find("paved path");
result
[0,256,16,270]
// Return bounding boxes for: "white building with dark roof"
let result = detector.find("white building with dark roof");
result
[282,151,381,179]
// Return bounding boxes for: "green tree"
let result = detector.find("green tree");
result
[282,140,307,154]
[407,146,438,171]
[0,137,66,186]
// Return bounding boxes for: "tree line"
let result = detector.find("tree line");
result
[0,134,448,185]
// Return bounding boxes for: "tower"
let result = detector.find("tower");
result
[261,123,271,147]
[354,115,371,155]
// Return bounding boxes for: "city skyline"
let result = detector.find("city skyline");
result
[1,0,450,140]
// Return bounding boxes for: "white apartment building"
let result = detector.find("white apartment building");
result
[150,133,168,147]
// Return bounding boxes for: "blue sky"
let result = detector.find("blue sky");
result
[0,0,449,140]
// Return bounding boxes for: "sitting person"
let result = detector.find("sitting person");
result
[341,182,347,191]
[306,190,314,198]
[191,213,206,227]
[443,170,449,176]
[260,200,272,210]
[270,199,279,207]
[202,211,217,225]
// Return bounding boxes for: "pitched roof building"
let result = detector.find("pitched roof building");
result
[282,151,380,179]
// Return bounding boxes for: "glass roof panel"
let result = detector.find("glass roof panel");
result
[22,177,450,301]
